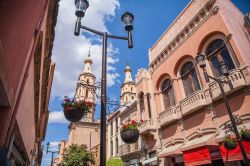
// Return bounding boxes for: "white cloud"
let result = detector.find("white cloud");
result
[51,0,120,98]
[49,111,69,124]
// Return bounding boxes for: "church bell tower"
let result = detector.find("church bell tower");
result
[75,49,96,122]
[120,63,136,105]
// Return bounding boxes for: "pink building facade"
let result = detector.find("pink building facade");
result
[108,0,250,166]
[0,0,58,165]
[147,0,250,165]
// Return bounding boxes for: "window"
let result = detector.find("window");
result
[116,138,119,155]
[86,89,89,98]
[161,79,175,109]
[86,79,89,98]
[116,118,118,133]
[111,141,113,156]
[245,12,250,26]
[181,61,201,96]
[139,93,145,119]
[111,121,113,136]
[206,39,235,77]
[79,88,81,96]
[147,94,152,118]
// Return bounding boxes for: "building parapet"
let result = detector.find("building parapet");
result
[209,66,250,100]
[149,0,218,71]
[139,119,156,135]
[180,89,212,116]
[158,105,180,126]
[119,143,141,161]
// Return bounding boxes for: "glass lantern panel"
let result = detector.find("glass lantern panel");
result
[123,15,133,26]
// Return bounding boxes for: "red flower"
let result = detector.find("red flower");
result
[141,119,144,123]
[131,120,136,124]
[65,106,71,111]
[86,101,92,107]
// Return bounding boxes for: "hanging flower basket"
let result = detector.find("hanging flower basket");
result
[240,128,250,142]
[224,135,237,150]
[120,120,142,144]
[62,96,92,122]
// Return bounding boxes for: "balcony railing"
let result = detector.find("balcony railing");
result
[180,90,212,116]
[209,67,250,99]
[158,106,179,126]
[119,143,140,156]
[139,119,156,134]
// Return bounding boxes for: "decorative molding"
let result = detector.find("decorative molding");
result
[186,127,217,141]
[149,0,218,72]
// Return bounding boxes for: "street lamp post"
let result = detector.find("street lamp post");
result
[46,142,60,166]
[195,53,250,165]
[73,0,134,165]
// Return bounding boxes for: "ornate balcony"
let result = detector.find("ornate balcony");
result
[119,143,141,161]
[158,106,179,126]
[139,119,156,134]
[180,90,212,116]
[209,67,250,100]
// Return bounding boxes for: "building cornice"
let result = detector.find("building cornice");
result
[119,101,137,118]
[79,72,96,79]
[149,0,218,73]
[107,110,120,122]
[121,91,136,97]
[69,121,100,129]
[120,81,135,88]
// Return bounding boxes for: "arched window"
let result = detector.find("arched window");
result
[206,39,235,77]
[86,89,89,98]
[86,79,90,98]
[181,61,201,96]
[139,93,145,119]
[161,79,175,109]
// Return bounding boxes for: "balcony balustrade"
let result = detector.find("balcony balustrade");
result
[139,119,156,134]
[180,90,212,116]
[119,143,140,156]
[158,106,179,126]
[209,67,250,99]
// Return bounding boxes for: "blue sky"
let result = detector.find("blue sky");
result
[42,0,250,165]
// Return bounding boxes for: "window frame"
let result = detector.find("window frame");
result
[178,59,202,98]
[160,78,176,110]
[201,34,238,77]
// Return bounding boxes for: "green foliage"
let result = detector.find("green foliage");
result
[224,135,236,145]
[60,144,95,166]
[240,128,250,136]
[106,158,124,166]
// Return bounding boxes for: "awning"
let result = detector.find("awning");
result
[142,157,157,165]
[183,146,211,166]
[158,144,183,158]
[181,134,217,152]
[220,141,250,162]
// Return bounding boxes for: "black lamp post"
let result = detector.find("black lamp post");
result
[73,1,134,165]
[46,142,60,166]
[195,53,249,165]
